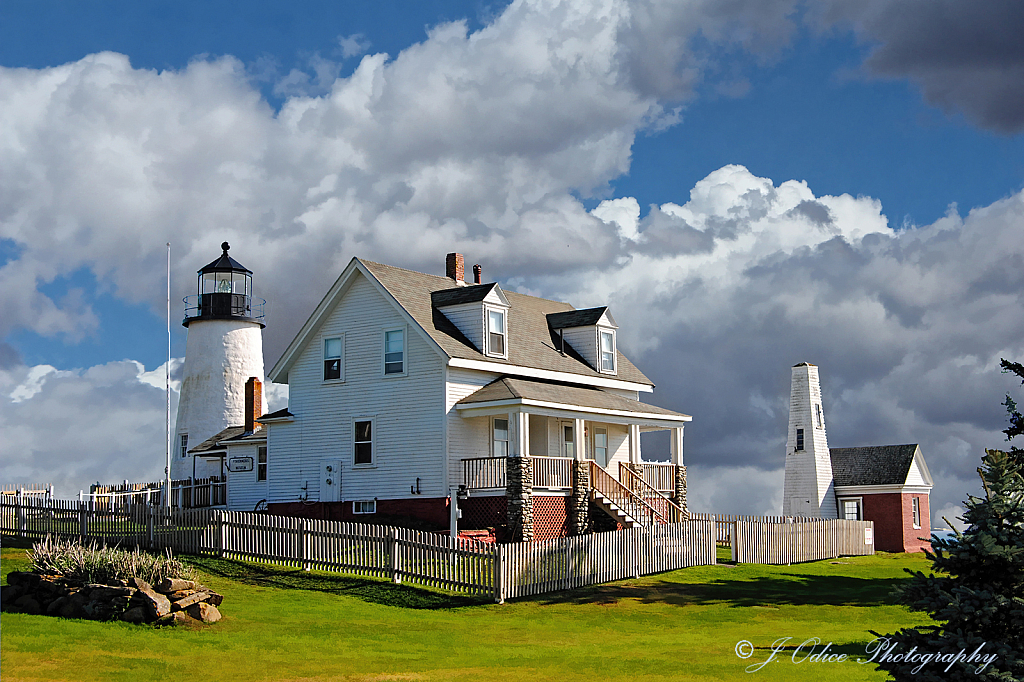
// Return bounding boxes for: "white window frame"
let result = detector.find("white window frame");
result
[353,499,376,514]
[353,416,376,468]
[838,496,863,521]
[592,427,608,467]
[382,326,407,377]
[492,417,510,458]
[795,428,804,451]
[322,334,345,383]
[484,306,508,359]
[815,403,824,429]
[912,496,921,528]
[598,328,616,374]
[257,446,268,482]
[180,434,188,458]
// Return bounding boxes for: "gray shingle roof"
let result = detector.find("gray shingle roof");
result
[829,444,919,487]
[456,377,688,418]
[189,425,266,453]
[547,307,616,329]
[360,259,652,385]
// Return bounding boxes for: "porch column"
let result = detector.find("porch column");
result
[509,411,529,458]
[627,424,641,464]
[670,427,684,465]
[573,418,586,460]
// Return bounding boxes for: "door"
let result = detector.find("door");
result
[321,460,342,503]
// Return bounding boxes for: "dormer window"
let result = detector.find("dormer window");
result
[487,309,506,357]
[599,330,615,373]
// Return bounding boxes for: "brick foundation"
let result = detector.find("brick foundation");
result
[267,497,449,530]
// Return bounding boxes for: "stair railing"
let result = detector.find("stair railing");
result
[588,461,664,526]
[619,463,686,523]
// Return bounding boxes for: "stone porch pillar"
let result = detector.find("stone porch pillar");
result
[674,465,689,518]
[506,454,533,542]
[570,458,590,535]
[670,426,688,516]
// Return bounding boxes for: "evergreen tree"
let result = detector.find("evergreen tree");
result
[871,359,1024,681]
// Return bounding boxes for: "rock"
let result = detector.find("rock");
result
[171,591,210,611]
[59,600,86,619]
[46,596,67,616]
[88,586,135,602]
[156,578,195,593]
[5,572,41,588]
[166,589,195,601]
[107,578,128,587]
[185,602,221,624]
[132,582,171,618]
[14,595,41,615]
[120,606,149,624]
[127,577,150,590]
[205,591,224,607]
[2,584,25,606]
[153,611,189,627]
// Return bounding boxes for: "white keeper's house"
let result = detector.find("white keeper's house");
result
[216,252,691,541]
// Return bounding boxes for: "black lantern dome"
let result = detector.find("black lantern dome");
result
[183,242,265,327]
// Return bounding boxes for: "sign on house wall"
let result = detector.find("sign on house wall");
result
[228,457,254,472]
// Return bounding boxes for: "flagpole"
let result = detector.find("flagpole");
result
[165,243,172,508]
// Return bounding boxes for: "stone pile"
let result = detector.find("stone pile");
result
[1,572,224,625]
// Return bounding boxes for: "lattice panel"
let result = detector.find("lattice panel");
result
[460,495,506,531]
[533,496,569,540]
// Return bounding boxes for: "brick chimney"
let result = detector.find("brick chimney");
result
[472,264,482,284]
[245,377,262,433]
[446,253,465,283]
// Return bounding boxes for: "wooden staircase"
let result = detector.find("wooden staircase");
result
[587,461,686,528]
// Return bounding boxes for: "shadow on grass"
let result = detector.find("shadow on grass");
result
[187,556,491,610]
[530,573,906,608]
[1,536,36,550]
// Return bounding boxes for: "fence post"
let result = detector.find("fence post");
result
[494,543,504,604]
[78,501,87,543]
[390,528,401,584]
[146,505,155,549]
[217,509,225,557]
[302,518,311,571]
[15,489,26,538]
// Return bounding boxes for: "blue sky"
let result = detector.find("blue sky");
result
[1,0,1022,519]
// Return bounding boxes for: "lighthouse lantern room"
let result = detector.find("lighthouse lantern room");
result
[172,242,267,483]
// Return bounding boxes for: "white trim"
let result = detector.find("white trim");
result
[598,328,616,375]
[484,306,509,359]
[382,325,407,377]
[352,416,376,468]
[256,415,293,424]
[834,484,932,495]
[353,499,376,514]
[911,495,922,529]
[455,397,691,425]
[446,357,654,392]
[322,333,345,383]
[492,416,510,459]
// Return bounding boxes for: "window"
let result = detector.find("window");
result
[593,427,608,467]
[353,500,376,514]
[795,429,804,451]
[493,418,509,458]
[257,446,267,482]
[599,330,615,373]
[912,497,921,528]
[323,337,342,381]
[487,309,506,356]
[841,499,861,521]
[815,404,824,429]
[354,420,373,465]
[563,424,575,458]
[180,434,188,458]
[384,329,404,375]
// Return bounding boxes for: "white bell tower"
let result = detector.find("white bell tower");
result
[171,242,266,481]
[782,362,837,518]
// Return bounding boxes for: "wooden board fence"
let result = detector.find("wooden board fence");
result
[731,519,874,564]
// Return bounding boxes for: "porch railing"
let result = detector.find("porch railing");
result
[463,457,507,489]
[619,463,686,523]
[639,463,675,494]
[532,456,573,489]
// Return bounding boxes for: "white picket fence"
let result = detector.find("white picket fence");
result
[0,498,717,602]
[730,518,874,564]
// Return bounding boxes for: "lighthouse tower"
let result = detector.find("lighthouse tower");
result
[171,242,266,481]
[782,363,837,518]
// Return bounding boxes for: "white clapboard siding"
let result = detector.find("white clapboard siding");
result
[271,272,448,505]
[225,443,268,512]
[559,326,598,370]
[446,366,499,487]
[437,302,485,351]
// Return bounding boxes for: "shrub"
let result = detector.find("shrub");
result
[28,535,196,585]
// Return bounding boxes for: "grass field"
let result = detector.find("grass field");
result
[1,538,933,681]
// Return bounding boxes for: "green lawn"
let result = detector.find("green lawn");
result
[1,537,932,681]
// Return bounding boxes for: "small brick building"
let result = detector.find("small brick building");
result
[829,444,933,553]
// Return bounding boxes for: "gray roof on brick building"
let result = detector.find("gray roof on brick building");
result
[829,444,920,487]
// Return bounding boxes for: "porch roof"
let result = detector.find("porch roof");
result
[455,377,691,425]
